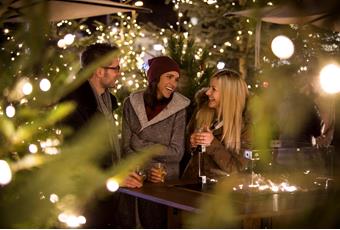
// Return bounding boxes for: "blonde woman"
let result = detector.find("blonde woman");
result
[183,69,251,179]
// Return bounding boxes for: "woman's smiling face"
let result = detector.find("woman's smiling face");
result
[156,71,179,99]
[205,77,220,110]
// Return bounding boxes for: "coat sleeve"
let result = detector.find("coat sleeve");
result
[206,126,250,173]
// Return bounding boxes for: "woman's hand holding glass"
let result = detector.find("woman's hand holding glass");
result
[148,162,167,183]
[190,128,214,148]
[120,172,143,188]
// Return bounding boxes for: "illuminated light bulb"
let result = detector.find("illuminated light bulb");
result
[58,213,67,223]
[63,34,75,45]
[0,160,12,185]
[40,78,51,91]
[29,144,38,154]
[22,82,33,95]
[217,61,225,70]
[106,178,120,192]
[136,2,144,8]
[153,44,164,51]
[78,216,86,224]
[207,0,217,4]
[285,186,297,192]
[57,39,66,48]
[44,147,59,155]
[224,41,232,46]
[66,215,80,228]
[128,80,133,86]
[49,193,59,203]
[262,81,269,88]
[6,105,15,118]
[319,64,340,94]
[271,35,294,59]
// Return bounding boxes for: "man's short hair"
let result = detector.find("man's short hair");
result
[80,43,118,68]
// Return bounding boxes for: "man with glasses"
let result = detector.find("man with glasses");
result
[61,43,142,228]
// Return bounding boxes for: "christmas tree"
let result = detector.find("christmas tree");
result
[0,2,161,228]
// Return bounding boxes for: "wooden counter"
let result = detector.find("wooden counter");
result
[118,178,331,228]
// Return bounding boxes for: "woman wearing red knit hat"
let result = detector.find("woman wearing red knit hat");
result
[121,56,190,228]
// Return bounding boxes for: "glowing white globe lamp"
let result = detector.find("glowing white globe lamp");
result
[319,64,340,94]
[0,160,12,185]
[5,105,15,118]
[106,178,119,192]
[271,35,294,59]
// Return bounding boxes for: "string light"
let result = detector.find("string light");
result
[22,82,33,95]
[49,193,59,203]
[5,105,15,118]
[217,61,225,69]
[58,212,86,228]
[29,144,38,154]
[57,39,66,48]
[153,44,164,51]
[39,78,51,92]
[63,34,75,45]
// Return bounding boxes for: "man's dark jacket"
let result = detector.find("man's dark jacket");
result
[60,81,135,228]
[62,81,118,131]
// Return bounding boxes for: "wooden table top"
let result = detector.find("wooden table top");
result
[118,178,330,218]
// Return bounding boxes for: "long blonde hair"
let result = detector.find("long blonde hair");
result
[213,69,249,153]
[193,87,215,130]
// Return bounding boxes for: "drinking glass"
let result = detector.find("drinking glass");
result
[153,162,167,182]
[135,166,147,182]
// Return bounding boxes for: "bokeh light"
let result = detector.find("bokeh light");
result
[106,178,119,192]
[0,160,12,185]
[5,105,15,118]
[319,63,340,94]
[39,78,51,91]
[271,35,294,59]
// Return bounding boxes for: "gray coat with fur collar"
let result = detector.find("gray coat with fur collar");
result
[122,90,190,179]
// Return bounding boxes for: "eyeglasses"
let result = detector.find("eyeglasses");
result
[102,65,120,71]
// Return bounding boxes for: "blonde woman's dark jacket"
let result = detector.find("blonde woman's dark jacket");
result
[122,90,190,179]
[183,106,251,180]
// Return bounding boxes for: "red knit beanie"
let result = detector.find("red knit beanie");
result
[147,56,180,84]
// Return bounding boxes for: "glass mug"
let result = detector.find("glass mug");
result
[153,162,167,182]
[135,166,147,182]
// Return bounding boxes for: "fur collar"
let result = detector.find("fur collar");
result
[129,90,190,132]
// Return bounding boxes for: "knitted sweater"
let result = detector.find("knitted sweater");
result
[122,90,190,179]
